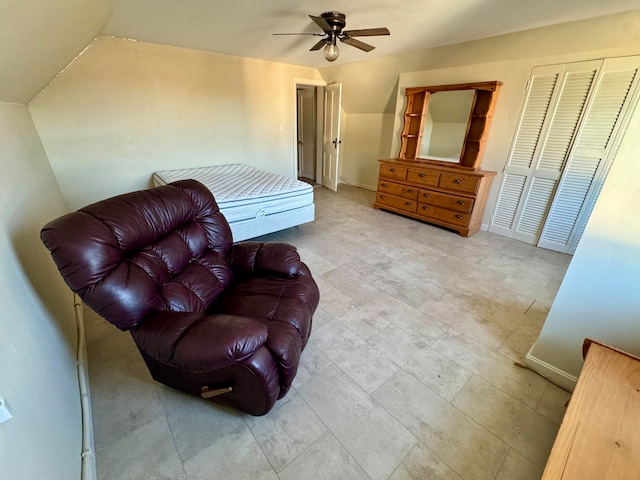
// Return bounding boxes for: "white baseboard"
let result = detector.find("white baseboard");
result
[338,177,377,191]
[524,351,577,392]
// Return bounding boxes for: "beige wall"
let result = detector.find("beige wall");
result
[527,100,640,386]
[340,113,394,189]
[29,36,323,210]
[0,102,80,479]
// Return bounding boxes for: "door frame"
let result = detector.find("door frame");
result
[292,78,327,182]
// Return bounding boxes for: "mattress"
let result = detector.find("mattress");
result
[153,164,315,241]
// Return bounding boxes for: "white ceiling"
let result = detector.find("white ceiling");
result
[103,0,640,68]
[2,0,640,103]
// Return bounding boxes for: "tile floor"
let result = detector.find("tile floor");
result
[85,184,573,480]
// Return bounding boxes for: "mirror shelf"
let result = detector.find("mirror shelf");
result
[398,81,502,170]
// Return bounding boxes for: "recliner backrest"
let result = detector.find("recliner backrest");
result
[41,180,234,330]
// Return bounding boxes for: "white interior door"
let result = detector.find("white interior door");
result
[490,60,602,243]
[322,83,342,191]
[297,88,316,180]
[538,56,640,253]
[489,56,640,253]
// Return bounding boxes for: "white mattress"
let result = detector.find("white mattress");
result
[153,164,315,241]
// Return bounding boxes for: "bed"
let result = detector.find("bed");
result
[153,164,315,241]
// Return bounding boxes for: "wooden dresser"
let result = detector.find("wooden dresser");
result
[542,339,640,479]
[373,158,496,237]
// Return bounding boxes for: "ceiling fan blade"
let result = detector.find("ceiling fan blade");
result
[342,27,390,37]
[309,14,332,32]
[310,38,329,51]
[272,33,324,36]
[340,36,376,52]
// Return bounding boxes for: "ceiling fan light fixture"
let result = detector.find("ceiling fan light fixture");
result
[323,41,339,62]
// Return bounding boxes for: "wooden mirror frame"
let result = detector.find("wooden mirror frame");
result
[398,81,502,170]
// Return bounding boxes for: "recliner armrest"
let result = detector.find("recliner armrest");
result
[226,242,302,277]
[131,311,269,373]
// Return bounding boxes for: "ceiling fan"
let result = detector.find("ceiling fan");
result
[273,12,390,62]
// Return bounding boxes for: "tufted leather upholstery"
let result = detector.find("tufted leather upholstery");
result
[41,179,319,415]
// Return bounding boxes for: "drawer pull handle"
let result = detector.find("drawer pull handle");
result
[380,195,386,199]
[405,202,412,206]
[455,214,463,219]
[407,189,414,194]
[457,200,465,205]
[381,183,388,187]
[421,206,429,211]
[418,173,426,178]
[423,193,430,198]
[454,179,463,184]
[389,168,396,173]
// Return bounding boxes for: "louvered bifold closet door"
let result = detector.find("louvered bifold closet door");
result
[489,60,602,243]
[538,56,640,254]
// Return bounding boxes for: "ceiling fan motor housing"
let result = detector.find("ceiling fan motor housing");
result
[320,12,346,32]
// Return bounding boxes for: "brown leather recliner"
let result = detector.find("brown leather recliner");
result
[41,179,319,416]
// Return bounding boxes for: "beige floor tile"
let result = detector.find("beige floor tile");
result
[494,448,545,480]
[420,292,514,350]
[277,431,369,480]
[535,382,571,424]
[370,324,473,401]
[295,247,337,275]
[432,329,548,409]
[330,342,400,393]
[314,277,360,318]
[297,365,416,480]
[310,305,335,330]
[498,323,540,359]
[182,425,277,480]
[364,293,449,345]
[291,341,334,389]
[452,375,559,467]
[312,319,399,393]
[374,370,508,480]
[89,348,165,452]
[96,417,186,480]
[85,313,137,363]
[339,304,391,340]
[453,272,535,314]
[156,385,246,462]
[312,319,367,357]
[244,392,327,472]
[388,442,463,480]
[321,266,381,304]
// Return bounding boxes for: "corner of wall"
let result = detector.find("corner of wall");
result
[524,346,577,392]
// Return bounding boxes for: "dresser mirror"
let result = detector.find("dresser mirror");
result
[418,90,475,162]
[398,81,502,170]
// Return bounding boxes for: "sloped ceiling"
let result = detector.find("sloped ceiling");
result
[2,0,640,104]
[0,0,113,103]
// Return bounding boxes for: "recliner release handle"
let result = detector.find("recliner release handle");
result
[201,386,233,399]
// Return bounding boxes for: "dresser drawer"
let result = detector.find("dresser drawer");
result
[417,203,470,227]
[439,173,480,194]
[376,192,417,213]
[378,180,418,200]
[407,167,439,187]
[418,189,474,213]
[380,164,407,181]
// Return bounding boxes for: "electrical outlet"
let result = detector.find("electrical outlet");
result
[0,396,13,423]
